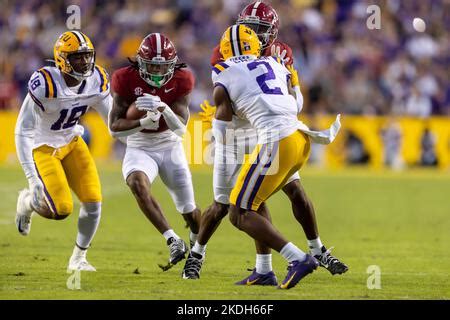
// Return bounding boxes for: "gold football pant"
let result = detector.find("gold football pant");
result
[32,137,102,217]
[230,130,310,211]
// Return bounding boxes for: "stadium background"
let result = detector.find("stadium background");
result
[0,0,449,300]
[0,0,449,169]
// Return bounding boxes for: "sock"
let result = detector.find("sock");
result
[280,242,306,263]
[255,254,272,274]
[76,202,101,250]
[192,241,206,257]
[189,231,198,246]
[163,229,179,242]
[307,237,324,256]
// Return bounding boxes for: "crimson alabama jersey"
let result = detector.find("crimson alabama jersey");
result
[111,66,194,150]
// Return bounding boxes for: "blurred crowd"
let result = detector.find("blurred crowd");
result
[0,0,449,117]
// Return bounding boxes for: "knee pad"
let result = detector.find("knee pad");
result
[56,201,73,217]
[81,202,102,218]
[177,202,196,214]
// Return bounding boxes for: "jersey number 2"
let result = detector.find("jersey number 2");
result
[51,106,88,130]
[247,61,282,95]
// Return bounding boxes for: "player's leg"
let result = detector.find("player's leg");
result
[234,201,278,286]
[158,144,201,267]
[229,132,319,289]
[282,176,348,274]
[16,144,75,235]
[123,147,185,266]
[63,137,102,271]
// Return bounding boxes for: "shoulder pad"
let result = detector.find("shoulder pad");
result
[28,67,58,99]
[94,65,110,93]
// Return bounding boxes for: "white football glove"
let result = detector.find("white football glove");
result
[270,44,291,65]
[28,177,46,211]
[135,93,164,112]
[140,111,161,130]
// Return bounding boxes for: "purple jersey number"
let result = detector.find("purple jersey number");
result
[247,61,282,95]
[51,105,88,130]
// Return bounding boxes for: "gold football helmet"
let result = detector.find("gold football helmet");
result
[220,24,261,60]
[53,31,95,80]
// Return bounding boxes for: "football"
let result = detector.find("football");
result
[126,101,146,120]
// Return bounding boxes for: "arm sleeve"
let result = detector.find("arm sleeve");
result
[161,106,186,137]
[293,86,304,114]
[14,94,38,181]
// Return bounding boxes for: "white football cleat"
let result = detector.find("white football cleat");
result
[68,246,97,272]
[15,189,33,236]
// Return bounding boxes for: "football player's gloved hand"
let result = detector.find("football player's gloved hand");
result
[136,93,163,112]
[199,100,216,124]
[271,44,291,65]
[28,177,45,211]
[140,111,161,130]
[287,64,300,87]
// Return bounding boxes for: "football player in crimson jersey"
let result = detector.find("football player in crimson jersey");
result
[182,1,348,281]
[109,33,200,269]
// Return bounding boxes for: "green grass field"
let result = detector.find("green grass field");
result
[0,164,449,300]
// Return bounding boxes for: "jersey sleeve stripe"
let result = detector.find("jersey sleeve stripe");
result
[28,90,45,111]
[95,66,108,92]
[217,62,229,69]
[212,63,229,74]
[39,69,57,98]
[37,70,49,98]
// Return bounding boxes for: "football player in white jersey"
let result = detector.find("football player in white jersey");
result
[209,25,341,289]
[14,31,112,271]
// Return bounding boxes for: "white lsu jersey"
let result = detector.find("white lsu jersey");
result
[212,55,301,144]
[26,65,110,148]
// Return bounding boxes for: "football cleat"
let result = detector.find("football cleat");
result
[313,246,349,275]
[235,269,278,286]
[278,255,319,290]
[68,246,96,272]
[15,189,33,236]
[182,252,204,279]
[168,237,187,265]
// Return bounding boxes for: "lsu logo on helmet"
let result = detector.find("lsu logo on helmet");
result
[220,25,261,60]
